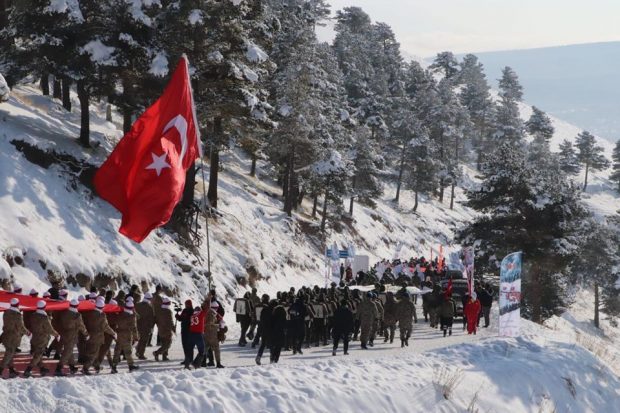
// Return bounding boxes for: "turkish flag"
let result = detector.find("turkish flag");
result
[94,57,201,242]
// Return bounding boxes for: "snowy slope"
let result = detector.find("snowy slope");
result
[0,84,476,303]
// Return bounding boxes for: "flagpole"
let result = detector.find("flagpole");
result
[200,157,212,291]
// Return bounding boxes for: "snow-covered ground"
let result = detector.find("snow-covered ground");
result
[0,292,618,412]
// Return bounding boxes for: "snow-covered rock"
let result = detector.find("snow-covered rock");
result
[0,73,9,102]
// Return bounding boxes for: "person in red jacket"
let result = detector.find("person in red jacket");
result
[186,306,207,369]
[465,292,482,335]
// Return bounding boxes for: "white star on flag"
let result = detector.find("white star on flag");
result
[145,152,171,176]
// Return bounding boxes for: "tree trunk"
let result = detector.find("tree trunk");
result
[413,190,419,212]
[250,153,257,177]
[594,282,600,328]
[284,146,295,216]
[52,77,61,99]
[62,76,71,111]
[40,72,49,96]
[449,182,455,210]
[312,195,318,218]
[123,109,132,134]
[181,163,197,207]
[207,118,222,209]
[394,144,407,204]
[320,189,329,232]
[439,180,445,203]
[349,175,356,215]
[77,80,90,147]
[0,0,8,30]
[476,149,482,171]
[106,101,113,122]
[583,162,590,191]
[530,270,542,324]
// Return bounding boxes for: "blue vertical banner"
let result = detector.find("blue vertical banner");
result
[499,251,522,337]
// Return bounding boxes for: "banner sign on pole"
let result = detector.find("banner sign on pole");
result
[462,247,475,294]
[499,251,522,337]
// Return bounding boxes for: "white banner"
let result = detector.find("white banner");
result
[499,252,522,337]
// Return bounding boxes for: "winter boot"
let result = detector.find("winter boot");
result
[401,339,405,348]
[82,367,91,376]
[69,365,78,375]
[40,366,50,377]
[153,351,159,362]
[449,329,452,336]
[23,367,32,378]
[9,368,19,379]
[110,365,118,374]
[255,356,261,366]
[128,365,140,372]
[332,350,336,356]
[443,329,447,337]
[216,363,224,369]
[55,366,65,377]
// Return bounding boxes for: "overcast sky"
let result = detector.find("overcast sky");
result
[316,0,620,58]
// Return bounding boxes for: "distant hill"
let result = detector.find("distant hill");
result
[465,41,620,143]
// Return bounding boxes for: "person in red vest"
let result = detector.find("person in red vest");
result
[187,306,207,369]
[464,292,482,335]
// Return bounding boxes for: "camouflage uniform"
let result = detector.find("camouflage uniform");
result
[357,296,378,348]
[382,292,398,343]
[135,298,155,358]
[26,310,57,375]
[83,310,116,372]
[112,310,139,371]
[395,294,416,346]
[0,308,29,374]
[56,309,88,374]
[153,305,174,360]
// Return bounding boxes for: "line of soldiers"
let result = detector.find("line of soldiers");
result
[231,283,421,365]
[0,284,191,378]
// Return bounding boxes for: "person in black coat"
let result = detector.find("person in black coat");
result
[175,299,194,366]
[255,299,274,365]
[288,296,308,355]
[477,285,493,328]
[270,302,288,364]
[332,300,354,356]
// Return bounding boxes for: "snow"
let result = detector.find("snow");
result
[45,0,84,23]
[124,0,158,26]
[118,33,139,48]
[149,52,169,77]
[0,73,8,102]
[188,9,204,25]
[207,51,224,64]
[80,40,117,66]
[246,42,269,64]
[0,291,618,412]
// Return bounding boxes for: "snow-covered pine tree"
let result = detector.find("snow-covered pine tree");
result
[429,51,459,80]
[498,66,523,101]
[492,96,524,145]
[159,0,275,209]
[573,218,620,327]
[457,141,590,322]
[526,106,555,162]
[458,54,494,170]
[311,150,352,232]
[430,79,471,208]
[349,127,382,214]
[575,131,610,191]
[610,140,620,193]
[107,0,163,133]
[558,139,581,175]
[405,132,438,212]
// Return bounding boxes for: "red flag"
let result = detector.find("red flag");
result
[0,291,122,313]
[94,57,201,242]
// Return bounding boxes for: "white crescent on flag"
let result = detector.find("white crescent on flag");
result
[163,114,188,166]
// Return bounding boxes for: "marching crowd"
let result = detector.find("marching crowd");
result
[0,268,494,379]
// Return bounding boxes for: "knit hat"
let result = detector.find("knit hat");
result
[162,297,171,306]
[126,296,134,303]
[96,297,105,309]
[70,299,79,307]
[42,291,51,298]
[125,300,135,309]
[37,300,46,309]
[13,284,22,293]
[143,292,153,300]
[59,289,68,298]
[29,288,38,296]
[78,295,85,302]
[109,299,118,306]
[88,292,97,300]
[210,301,219,309]
[10,298,19,307]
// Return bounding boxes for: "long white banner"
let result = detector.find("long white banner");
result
[499,252,522,337]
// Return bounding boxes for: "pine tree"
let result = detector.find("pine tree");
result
[405,133,438,212]
[429,51,459,80]
[610,140,620,193]
[349,128,382,214]
[498,66,523,101]
[492,96,524,144]
[573,219,620,327]
[458,54,493,170]
[457,141,590,322]
[575,131,610,191]
[526,106,554,162]
[558,139,581,175]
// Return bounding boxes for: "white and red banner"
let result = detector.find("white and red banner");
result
[0,291,122,313]
[499,252,522,337]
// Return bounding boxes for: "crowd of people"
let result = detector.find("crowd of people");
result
[231,278,495,365]
[0,283,227,378]
[0,267,495,379]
